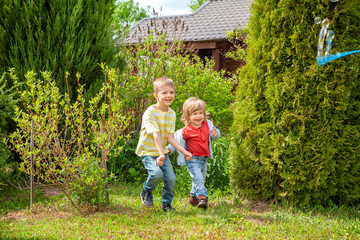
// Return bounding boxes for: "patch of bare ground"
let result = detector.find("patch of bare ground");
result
[209,199,234,207]
[251,200,272,213]
[2,208,73,222]
[42,186,62,197]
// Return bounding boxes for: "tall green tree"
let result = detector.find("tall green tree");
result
[229,0,360,205]
[113,0,149,35]
[0,72,17,185]
[0,0,117,98]
[188,0,207,12]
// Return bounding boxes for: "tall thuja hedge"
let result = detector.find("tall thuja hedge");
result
[0,0,117,97]
[229,0,360,205]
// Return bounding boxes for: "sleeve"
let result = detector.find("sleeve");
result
[169,110,176,133]
[182,126,189,140]
[167,129,183,154]
[143,110,159,134]
[208,120,221,141]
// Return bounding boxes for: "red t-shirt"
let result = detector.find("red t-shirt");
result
[183,121,210,157]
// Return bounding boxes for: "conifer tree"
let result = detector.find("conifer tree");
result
[0,0,117,98]
[230,0,360,204]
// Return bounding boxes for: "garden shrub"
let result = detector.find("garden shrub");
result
[8,67,130,209]
[206,137,231,194]
[107,138,147,185]
[229,0,360,205]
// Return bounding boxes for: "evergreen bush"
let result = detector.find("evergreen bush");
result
[229,0,360,205]
[0,72,17,185]
[0,0,118,99]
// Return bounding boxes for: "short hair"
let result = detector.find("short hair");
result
[153,77,175,93]
[181,97,207,125]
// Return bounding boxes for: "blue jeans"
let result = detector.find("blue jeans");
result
[141,154,176,204]
[186,156,208,198]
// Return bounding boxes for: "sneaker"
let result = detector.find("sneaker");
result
[198,196,208,209]
[140,189,154,208]
[162,203,176,213]
[188,196,199,206]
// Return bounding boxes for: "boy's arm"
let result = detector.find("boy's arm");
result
[210,128,221,141]
[167,133,192,160]
[208,120,221,141]
[167,129,182,154]
[153,131,165,166]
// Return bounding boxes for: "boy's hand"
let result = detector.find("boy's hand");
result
[156,155,165,167]
[184,151,192,161]
[210,129,217,137]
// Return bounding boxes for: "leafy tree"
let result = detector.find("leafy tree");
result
[113,0,150,35]
[0,0,118,99]
[188,0,207,12]
[229,0,360,205]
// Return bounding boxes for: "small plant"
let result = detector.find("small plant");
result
[206,137,231,194]
[71,157,114,207]
[107,138,147,184]
[170,153,192,195]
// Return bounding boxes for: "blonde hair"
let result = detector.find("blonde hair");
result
[153,77,175,93]
[181,97,207,125]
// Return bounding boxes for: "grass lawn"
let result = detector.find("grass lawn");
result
[1,183,360,239]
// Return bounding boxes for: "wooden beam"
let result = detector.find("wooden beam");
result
[185,41,217,50]
[212,49,221,71]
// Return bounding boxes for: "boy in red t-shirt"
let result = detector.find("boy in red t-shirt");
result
[168,97,220,209]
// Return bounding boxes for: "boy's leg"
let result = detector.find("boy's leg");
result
[141,155,164,207]
[186,156,208,198]
[190,182,196,197]
[201,158,208,187]
[199,157,208,208]
[141,155,163,191]
[160,154,176,205]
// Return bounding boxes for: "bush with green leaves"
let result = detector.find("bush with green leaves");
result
[206,137,230,194]
[107,138,147,185]
[173,163,192,195]
[8,67,130,209]
[229,0,360,205]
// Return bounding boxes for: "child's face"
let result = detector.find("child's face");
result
[189,109,205,128]
[153,85,175,110]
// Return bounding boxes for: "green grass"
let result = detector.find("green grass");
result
[1,184,360,239]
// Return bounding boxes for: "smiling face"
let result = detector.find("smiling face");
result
[181,97,207,126]
[153,85,175,112]
[189,109,205,128]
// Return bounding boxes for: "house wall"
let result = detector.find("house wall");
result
[185,40,245,76]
